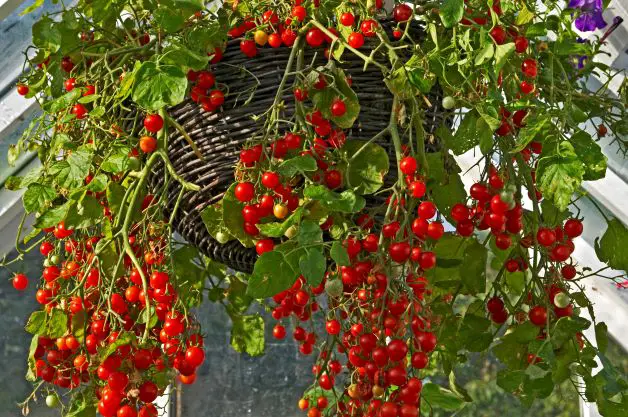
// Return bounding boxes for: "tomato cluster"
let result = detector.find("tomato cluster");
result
[23,202,205,416]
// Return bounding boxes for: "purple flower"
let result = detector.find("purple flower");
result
[568,0,607,32]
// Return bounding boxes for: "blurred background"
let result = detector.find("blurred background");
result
[0,1,627,417]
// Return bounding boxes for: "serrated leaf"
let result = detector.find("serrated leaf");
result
[421,383,465,411]
[536,142,584,211]
[65,195,103,229]
[23,183,56,213]
[570,129,607,181]
[132,62,188,111]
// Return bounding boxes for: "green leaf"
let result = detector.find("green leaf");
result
[540,198,572,227]
[246,242,303,298]
[551,316,590,349]
[555,39,592,56]
[85,0,124,26]
[451,111,482,155]
[98,331,136,361]
[536,141,585,211]
[526,23,547,37]
[511,321,541,343]
[257,207,304,238]
[494,43,515,75]
[330,241,350,266]
[341,140,390,194]
[64,388,97,417]
[23,183,56,213]
[161,42,210,71]
[25,311,47,335]
[570,129,607,181]
[34,202,71,229]
[71,310,87,343]
[278,155,317,177]
[460,238,487,294]
[595,219,628,273]
[421,383,465,411]
[26,335,39,382]
[132,62,188,111]
[309,63,360,128]
[100,153,129,174]
[51,146,93,189]
[475,104,501,131]
[298,220,323,245]
[65,195,103,229]
[86,174,108,192]
[425,152,467,223]
[497,369,526,392]
[230,314,265,356]
[299,248,326,286]
[515,3,535,25]
[303,185,365,213]
[440,0,464,28]
[226,275,252,314]
[595,322,609,353]
[187,21,226,54]
[4,176,23,191]
[26,310,68,338]
[106,182,126,215]
[474,43,494,66]
[222,184,256,247]
[32,16,62,52]
[513,114,550,153]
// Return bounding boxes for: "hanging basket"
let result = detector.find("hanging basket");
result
[153,21,450,273]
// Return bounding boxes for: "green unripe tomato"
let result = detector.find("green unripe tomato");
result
[554,292,570,309]
[128,156,141,171]
[325,279,343,298]
[43,258,51,267]
[46,394,59,408]
[500,191,515,205]
[49,254,60,265]
[442,96,456,110]
[215,231,230,244]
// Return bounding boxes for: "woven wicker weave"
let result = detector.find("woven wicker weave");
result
[154,21,449,273]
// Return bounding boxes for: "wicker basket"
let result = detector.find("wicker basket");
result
[154,21,449,273]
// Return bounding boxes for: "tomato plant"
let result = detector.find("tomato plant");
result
[3,0,628,416]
